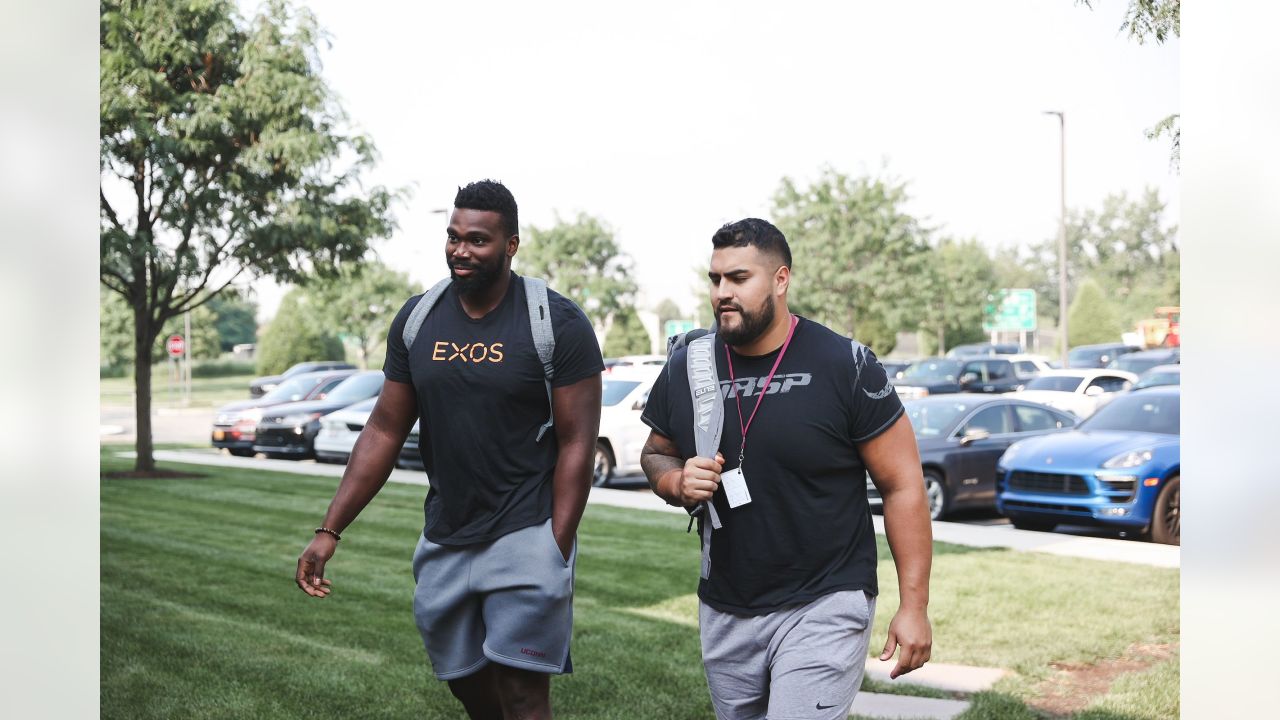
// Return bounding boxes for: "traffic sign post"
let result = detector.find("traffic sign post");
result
[663,319,697,340]
[166,334,185,358]
[982,289,1037,333]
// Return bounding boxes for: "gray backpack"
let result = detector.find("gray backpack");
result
[402,276,557,442]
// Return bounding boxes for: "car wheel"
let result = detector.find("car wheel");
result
[228,448,255,458]
[1151,475,1180,546]
[924,470,949,521]
[1011,518,1057,532]
[592,442,614,487]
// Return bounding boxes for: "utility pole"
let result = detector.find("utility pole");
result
[1044,110,1068,367]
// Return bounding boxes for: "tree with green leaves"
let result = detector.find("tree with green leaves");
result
[1068,277,1124,346]
[206,290,258,352]
[309,261,422,368]
[771,168,932,355]
[917,238,997,356]
[102,287,222,368]
[602,307,653,357]
[256,289,346,375]
[516,213,637,330]
[655,298,684,334]
[100,0,396,471]
[994,188,1177,333]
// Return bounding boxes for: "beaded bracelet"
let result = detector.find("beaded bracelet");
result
[314,526,342,541]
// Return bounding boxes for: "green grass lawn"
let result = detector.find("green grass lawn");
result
[101,373,258,409]
[101,451,1178,719]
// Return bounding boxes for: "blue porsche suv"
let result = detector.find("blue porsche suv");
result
[995,387,1180,544]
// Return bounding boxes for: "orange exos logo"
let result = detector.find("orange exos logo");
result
[432,341,505,364]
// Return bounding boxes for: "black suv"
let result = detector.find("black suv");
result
[1067,343,1142,369]
[957,358,1024,394]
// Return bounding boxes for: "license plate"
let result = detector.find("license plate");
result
[213,430,225,441]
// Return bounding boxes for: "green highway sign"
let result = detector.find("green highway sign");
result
[982,289,1037,332]
[664,319,697,338]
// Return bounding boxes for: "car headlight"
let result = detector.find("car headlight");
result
[281,412,323,426]
[1102,449,1153,469]
[1002,440,1026,463]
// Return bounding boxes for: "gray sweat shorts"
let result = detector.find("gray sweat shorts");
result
[699,590,877,720]
[411,518,576,680]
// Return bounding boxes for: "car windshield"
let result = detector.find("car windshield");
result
[1024,375,1084,392]
[1134,371,1181,390]
[325,373,383,404]
[602,380,642,407]
[261,375,320,402]
[902,360,962,382]
[1079,393,1180,435]
[905,399,972,437]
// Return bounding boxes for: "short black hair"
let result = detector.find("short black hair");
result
[454,180,519,237]
[711,217,792,269]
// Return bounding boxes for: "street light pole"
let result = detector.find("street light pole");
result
[1044,110,1068,367]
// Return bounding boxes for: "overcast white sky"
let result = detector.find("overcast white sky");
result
[244,0,1179,321]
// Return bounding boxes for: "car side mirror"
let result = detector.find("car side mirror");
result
[1084,386,1104,397]
[960,429,991,446]
[960,372,979,385]
[632,399,647,411]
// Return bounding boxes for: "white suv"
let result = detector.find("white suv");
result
[595,365,664,486]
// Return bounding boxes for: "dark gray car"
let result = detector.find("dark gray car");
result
[249,360,357,398]
[867,395,1077,520]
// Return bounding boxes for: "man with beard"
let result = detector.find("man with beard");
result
[295,180,603,720]
[640,218,933,719]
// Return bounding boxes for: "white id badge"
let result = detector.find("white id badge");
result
[721,467,752,508]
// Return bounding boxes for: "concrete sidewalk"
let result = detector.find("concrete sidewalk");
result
[850,692,970,720]
[125,449,1178,569]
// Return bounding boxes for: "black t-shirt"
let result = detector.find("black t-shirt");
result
[641,316,904,615]
[384,273,604,546]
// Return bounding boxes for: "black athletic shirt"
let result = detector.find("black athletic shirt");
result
[384,273,604,546]
[641,316,904,615]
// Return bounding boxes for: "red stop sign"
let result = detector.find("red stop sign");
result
[166,334,185,358]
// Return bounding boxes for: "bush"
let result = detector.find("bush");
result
[191,359,257,378]
[1068,277,1124,346]
[100,365,128,379]
[603,307,653,357]
[255,291,345,375]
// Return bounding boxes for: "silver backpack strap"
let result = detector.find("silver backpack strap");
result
[524,277,556,442]
[685,333,723,579]
[402,278,453,350]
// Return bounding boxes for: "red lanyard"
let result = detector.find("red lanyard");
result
[724,314,799,466]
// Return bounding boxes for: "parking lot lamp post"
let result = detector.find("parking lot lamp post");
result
[1044,110,1068,367]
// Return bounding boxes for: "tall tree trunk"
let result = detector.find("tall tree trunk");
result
[937,324,945,358]
[133,304,156,473]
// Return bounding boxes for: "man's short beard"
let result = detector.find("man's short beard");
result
[719,294,776,347]
[449,259,504,295]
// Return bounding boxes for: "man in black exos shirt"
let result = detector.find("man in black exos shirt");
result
[294,180,603,720]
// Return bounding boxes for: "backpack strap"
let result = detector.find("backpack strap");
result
[685,332,723,579]
[402,278,453,350]
[523,277,556,442]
